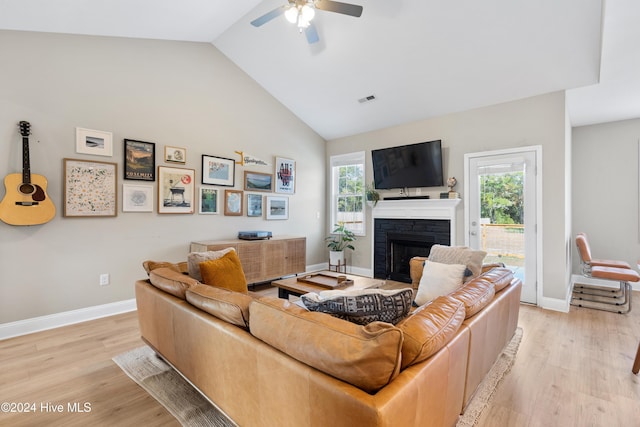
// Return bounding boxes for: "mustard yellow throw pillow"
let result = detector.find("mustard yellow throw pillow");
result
[199,250,248,294]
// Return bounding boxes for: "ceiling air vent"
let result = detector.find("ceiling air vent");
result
[358,94,376,104]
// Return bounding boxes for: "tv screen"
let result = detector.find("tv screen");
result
[372,140,444,190]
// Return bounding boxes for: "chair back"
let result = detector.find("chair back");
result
[576,233,592,263]
[576,233,593,275]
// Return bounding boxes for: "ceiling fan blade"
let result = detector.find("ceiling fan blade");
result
[305,22,320,44]
[315,0,363,17]
[250,6,286,27]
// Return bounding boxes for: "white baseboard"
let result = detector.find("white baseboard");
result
[538,295,571,313]
[306,263,328,272]
[0,299,137,341]
[309,263,376,279]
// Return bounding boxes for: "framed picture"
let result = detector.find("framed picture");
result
[246,194,263,217]
[266,196,289,220]
[164,146,186,164]
[64,158,117,217]
[224,189,243,216]
[199,187,219,214]
[124,139,155,181]
[158,166,195,214]
[275,157,295,194]
[244,171,273,192]
[122,183,153,212]
[76,127,113,157]
[202,155,235,186]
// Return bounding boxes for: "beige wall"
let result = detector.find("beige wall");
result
[572,118,640,287]
[0,30,326,324]
[327,91,571,304]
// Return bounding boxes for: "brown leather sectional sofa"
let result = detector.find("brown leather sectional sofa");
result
[135,258,521,427]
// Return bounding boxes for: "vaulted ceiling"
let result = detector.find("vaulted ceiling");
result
[1,0,636,140]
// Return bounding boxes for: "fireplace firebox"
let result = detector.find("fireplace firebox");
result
[374,218,450,282]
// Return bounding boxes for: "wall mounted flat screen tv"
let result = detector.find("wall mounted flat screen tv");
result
[372,140,444,189]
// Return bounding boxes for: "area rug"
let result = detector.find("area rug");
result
[113,347,235,427]
[114,327,522,427]
[456,327,523,427]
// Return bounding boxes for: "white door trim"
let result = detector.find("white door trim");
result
[464,145,543,306]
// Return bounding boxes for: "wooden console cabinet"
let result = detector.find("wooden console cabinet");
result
[190,236,306,284]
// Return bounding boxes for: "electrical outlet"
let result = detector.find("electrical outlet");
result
[99,273,110,286]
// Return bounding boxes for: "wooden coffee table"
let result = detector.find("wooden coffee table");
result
[272,271,410,299]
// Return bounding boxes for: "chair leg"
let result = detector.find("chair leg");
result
[571,281,632,314]
[633,342,640,375]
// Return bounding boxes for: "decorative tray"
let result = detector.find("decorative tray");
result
[296,273,353,289]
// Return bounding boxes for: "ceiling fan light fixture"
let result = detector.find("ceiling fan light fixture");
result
[297,16,311,29]
[301,4,315,21]
[284,6,299,23]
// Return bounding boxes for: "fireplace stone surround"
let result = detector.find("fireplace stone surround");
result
[371,199,461,282]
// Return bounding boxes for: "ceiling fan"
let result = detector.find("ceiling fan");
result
[250,0,363,44]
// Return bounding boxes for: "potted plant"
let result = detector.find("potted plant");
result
[365,182,380,207]
[325,223,356,266]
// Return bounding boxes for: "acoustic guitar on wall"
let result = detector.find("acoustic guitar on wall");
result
[0,121,56,225]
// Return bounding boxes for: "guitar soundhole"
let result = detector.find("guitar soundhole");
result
[19,183,35,195]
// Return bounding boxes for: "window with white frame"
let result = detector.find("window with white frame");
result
[330,151,365,236]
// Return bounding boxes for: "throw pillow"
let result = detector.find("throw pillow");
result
[428,245,487,280]
[187,247,236,281]
[414,260,466,306]
[301,288,413,325]
[199,250,248,294]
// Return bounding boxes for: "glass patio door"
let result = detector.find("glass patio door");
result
[465,148,539,304]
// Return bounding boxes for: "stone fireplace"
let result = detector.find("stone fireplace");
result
[372,199,461,283]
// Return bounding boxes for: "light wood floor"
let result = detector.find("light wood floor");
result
[1,287,639,427]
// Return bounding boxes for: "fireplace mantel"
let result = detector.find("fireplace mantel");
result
[372,198,461,246]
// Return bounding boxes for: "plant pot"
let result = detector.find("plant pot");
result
[329,250,345,266]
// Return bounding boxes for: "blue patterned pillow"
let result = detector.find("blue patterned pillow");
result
[301,288,413,325]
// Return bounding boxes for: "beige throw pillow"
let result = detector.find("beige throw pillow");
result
[428,245,486,280]
[415,260,466,306]
[187,247,235,281]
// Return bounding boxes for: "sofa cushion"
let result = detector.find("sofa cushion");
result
[414,260,466,306]
[481,267,514,292]
[249,296,403,394]
[148,267,200,299]
[397,295,465,369]
[186,283,252,329]
[187,247,236,281]
[199,250,248,294]
[449,277,496,319]
[300,288,413,325]
[428,245,487,280]
[142,260,188,276]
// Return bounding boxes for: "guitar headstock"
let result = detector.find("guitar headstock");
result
[19,121,31,137]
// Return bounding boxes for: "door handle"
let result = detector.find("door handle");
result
[470,231,477,236]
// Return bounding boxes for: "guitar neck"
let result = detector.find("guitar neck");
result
[22,135,31,185]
